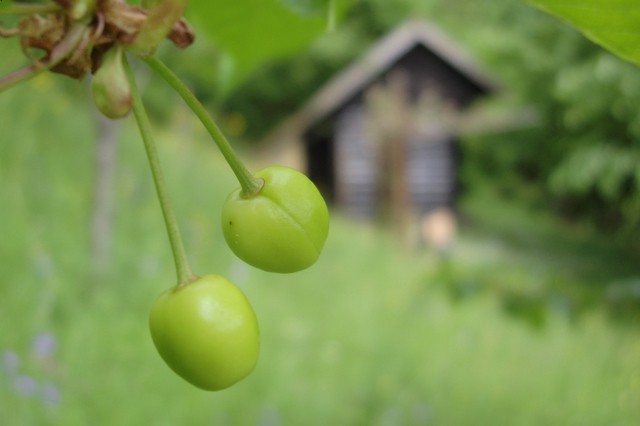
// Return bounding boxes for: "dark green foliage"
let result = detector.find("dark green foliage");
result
[220,52,342,139]
[460,1,640,241]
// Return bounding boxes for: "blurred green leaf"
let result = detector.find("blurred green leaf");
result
[529,0,640,66]
[549,144,639,200]
[185,0,351,90]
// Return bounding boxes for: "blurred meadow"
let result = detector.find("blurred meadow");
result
[2,0,640,425]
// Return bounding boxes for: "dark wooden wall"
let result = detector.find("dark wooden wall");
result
[304,43,487,219]
[406,133,456,214]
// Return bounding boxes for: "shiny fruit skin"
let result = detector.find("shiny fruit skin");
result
[149,275,259,391]
[222,166,329,273]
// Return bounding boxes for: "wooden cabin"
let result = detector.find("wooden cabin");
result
[258,19,499,230]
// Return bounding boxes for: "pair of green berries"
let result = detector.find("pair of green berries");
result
[88,30,329,391]
[149,166,330,391]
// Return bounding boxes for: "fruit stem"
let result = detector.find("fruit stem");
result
[142,56,262,197]
[124,55,196,287]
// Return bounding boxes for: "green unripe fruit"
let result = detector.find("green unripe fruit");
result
[149,275,260,391]
[222,166,330,273]
[91,45,132,119]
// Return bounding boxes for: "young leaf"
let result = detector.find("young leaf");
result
[186,0,352,91]
[129,0,188,56]
[529,0,640,66]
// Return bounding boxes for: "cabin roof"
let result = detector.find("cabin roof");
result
[289,19,499,133]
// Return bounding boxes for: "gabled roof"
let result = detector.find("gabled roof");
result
[288,19,499,133]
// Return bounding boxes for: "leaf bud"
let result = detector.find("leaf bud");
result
[91,45,132,119]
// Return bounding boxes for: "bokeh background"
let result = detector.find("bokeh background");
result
[1,0,639,424]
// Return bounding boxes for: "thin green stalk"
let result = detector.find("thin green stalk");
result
[124,55,196,287]
[142,55,262,197]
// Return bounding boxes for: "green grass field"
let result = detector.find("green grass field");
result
[1,76,639,425]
